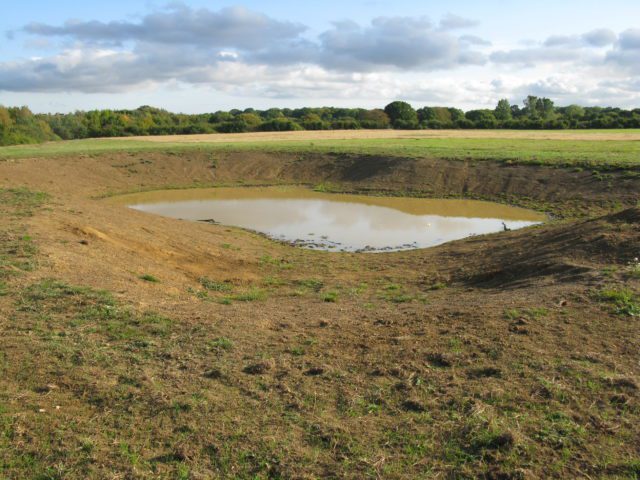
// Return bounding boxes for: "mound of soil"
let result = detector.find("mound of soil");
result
[458,208,640,288]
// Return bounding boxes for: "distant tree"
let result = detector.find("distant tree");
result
[510,104,523,118]
[236,113,262,131]
[455,118,475,129]
[416,107,436,123]
[301,113,328,130]
[562,105,584,120]
[1,106,57,145]
[562,105,585,127]
[523,96,540,119]
[523,96,554,120]
[0,106,12,130]
[494,99,512,121]
[210,111,233,123]
[331,117,360,130]
[216,119,249,133]
[258,118,302,132]
[262,108,284,120]
[0,106,13,143]
[448,108,465,123]
[3,96,640,147]
[358,109,390,129]
[537,98,555,119]
[465,109,498,128]
[384,101,419,129]
[417,107,455,128]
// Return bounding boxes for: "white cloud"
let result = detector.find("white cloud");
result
[23,5,306,51]
[0,5,638,110]
[317,16,486,70]
[438,14,479,31]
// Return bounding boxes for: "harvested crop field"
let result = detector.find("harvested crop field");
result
[0,134,639,479]
[116,128,640,143]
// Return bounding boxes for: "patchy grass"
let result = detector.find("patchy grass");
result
[321,291,339,303]
[219,288,267,304]
[504,307,549,320]
[0,187,49,216]
[139,273,160,283]
[199,277,233,292]
[378,283,424,304]
[0,188,47,284]
[18,279,174,341]
[597,288,640,316]
[209,337,234,351]
[294,278,324,292]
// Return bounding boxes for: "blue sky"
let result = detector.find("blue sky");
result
[1,0,639,112]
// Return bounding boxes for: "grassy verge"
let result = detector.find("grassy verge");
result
[1,135,640,170]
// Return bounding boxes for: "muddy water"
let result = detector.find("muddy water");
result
[118,187,546,252]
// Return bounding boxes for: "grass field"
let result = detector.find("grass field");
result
[1,130,640,170]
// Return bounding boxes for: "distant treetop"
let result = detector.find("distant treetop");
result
[1,97,639,146]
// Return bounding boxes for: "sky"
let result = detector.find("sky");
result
[1,0,639,113]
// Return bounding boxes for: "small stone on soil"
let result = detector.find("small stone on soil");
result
[401,399,426,412]
[243,360,275,375]
[204,368,223,379]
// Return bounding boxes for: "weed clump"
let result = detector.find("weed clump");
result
[322,291,338,303]
[597,288,639,316]
[139,274,160,283]
[199,277,232,292]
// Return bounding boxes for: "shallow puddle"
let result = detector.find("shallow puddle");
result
[117,186,546,252]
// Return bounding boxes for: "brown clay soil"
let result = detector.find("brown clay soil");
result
[0,150,639,479]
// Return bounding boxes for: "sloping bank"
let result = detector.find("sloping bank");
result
[5,149,638,216]
[208,151,639,215]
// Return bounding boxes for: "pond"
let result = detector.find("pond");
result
[118,186,546,252]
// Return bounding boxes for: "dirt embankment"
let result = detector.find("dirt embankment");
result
[5,150,636,212]
[212,151,640,212]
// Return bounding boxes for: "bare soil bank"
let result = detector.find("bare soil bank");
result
[6,150,638,212]
[0,150,638,479]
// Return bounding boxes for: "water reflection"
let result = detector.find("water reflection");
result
[120,187,545,252]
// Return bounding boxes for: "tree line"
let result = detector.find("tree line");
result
[1,96,640,146]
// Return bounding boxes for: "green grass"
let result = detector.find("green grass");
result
[18,279,174,341]
[0,187,49,215]
[209,337,234,350]
[199,277,233,292]
[294,278,324,292]
[503,307,548,320]
[378,283,423,303]
[321,291,339,302]
[2,134,640,170]
[219,288,267,304]
[139,273,160,283]
[597,288,640,316]
[0,188,48,283]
